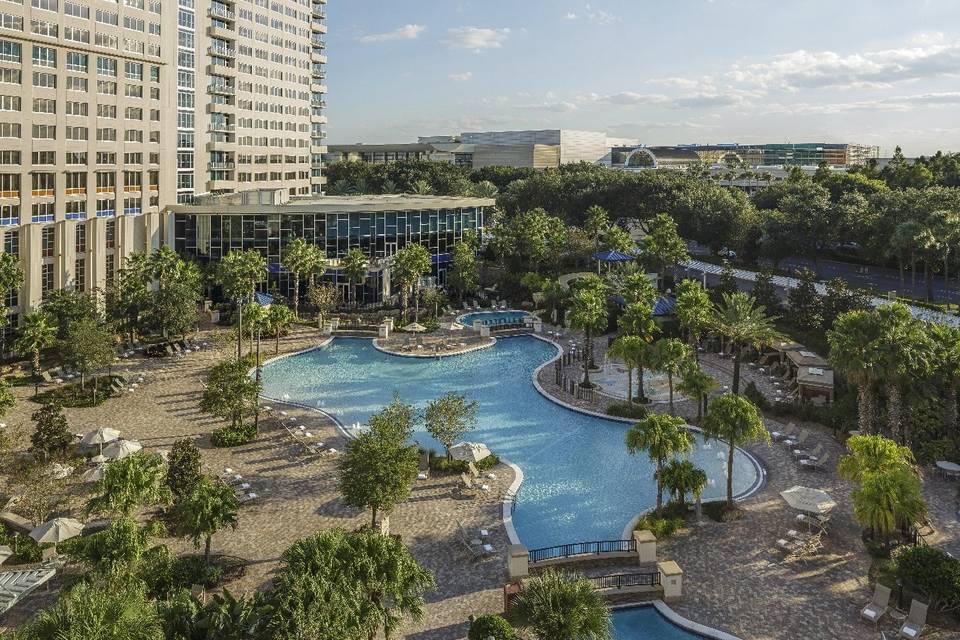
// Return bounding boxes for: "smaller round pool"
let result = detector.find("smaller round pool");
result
[458,309,532,327]
[613,605,708,639]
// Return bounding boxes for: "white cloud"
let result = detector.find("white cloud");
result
[768,91,960,115]
[445,27,511,52]
[564,4,619,24]
[357,24,426,43]
[564,12,578,20]
[449,71,473,82]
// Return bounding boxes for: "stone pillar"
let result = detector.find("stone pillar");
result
[142,211,162,252]
[378,323,389,339]
[329,317,340,330]
[86,217,107,294]
[383,317,394,330]
[532,319,543,333]
[20,224,42,310]
[658,560,683,600]
[634,529,657,564]
[479,325,490,338]
[473,320,484,333]
[115,213,137,266]
[54,219,76,290]
[507,544,529,581]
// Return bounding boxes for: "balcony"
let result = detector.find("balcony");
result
[207,102,237,116]
[0,190,20,199]
[207,179,236,191]
[208,6,235,20]
[311,99,326,109]
[311,19,326,33]
[207,24,235,39]
[206,140,237,152]
[208,84,235,96]
[32,189,55,197]
[310,114,327,124]
[207,63,236,76]
[208,122,235,133]
[310,83,327,94]
[209,46,236,59]
[65,187,87,195]
[123,185,142,193]
[208,161,235,170]
[310,52,327,64]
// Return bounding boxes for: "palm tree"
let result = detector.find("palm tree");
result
[625,414,694,511]
[828,309,882,434]
[583,205,609,273]
[871,304,932,443]
[266,304,295,354]
[392,244,431,323]
[179,476,239,565]
[711,292,779,395]
[16,311,56,377]
[675,279,713,362]
[618,271,658,307]
[931,324,960,432]
[651,338,690,414]
[242,301,269,357]
[888,220,923,291]
[852,468,927,548]
[659,458,707,506]
[282,237,314,319]
[341,248,369,308]
[86,452,172,517]
[618,301,659,402]
[838,434,916,483]
[677,363,717,423]
[607,335,645,404]
[702,393,769,508]
[512,569,611,640]
[196,589,271,639]
[567,283,608,388]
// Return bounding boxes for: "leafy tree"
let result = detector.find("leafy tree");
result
[282,237,316,319]
[60,516,160,574]
[490,207,568,275]
[711,292,778,395]
[392,243,431,322]
[306,282,341,329]
[200,359,261,429]
[677,363,717,423]
[16,311,56,376]
[787,268,822,331]
[660,458,707,506]
[512,568,611,640]
[369,393,418,445]
[567,278,608,388]
[217,249,267,303]
[266,303,295,354]
[625,413,694,511]
[584,205,609,272]
[643,213,689,289]
[166,438,203,502]
[821,278,869,330]
[179,476,239,564]
[447,242,479,301]
[150,275,200,340]
[702,393,769,508]
[714,260,738,299]
[750,269,780,315]
[31,400,72,460]
[469,614,516,640]
[674,279,712,360]
[651,338,690,414]
[0,251,23,346]
[838,434,916,484]
[106,260,152,343]
[86,452,172,517]
[61,316,115,396]
[194,589,272,640]
[619,271,658,307]
[41,288,101,339]
[603,224,634,253]
[339,422,419,526]
[617,301,659,403]
[341,248,369,307]
[424,392,478,459]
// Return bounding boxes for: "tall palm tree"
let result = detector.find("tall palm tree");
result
[625,414,694,511]
[15,311,56,377]
[711,292,779,395]
[607,335,645,404]
[677,363,717,423]
[651,338,691,414]
[618,271,658,307]
[179,476,239,565]
[567,282,608,388]
[929,210,960,306]
[702,393,769,508]
[512,569,611,640]
[888,220,923,291]
[828,309,882,434]
[931,324,960,432]
[618,301,659,402]
[282,237,314,319]
[341,248,369,308]
[266,304,295,354]
[583,205,609,273]
[871,304,932,443]
[675,279,713,363]
[659,458,707,506]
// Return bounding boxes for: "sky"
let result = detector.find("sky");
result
[324,0,960,156]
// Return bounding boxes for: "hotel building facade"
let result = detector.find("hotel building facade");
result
[0,0,327,326]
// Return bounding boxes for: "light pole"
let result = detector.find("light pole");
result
[235,297,243,361]
[254,325,262,434]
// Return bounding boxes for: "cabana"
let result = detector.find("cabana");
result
[795,366,834,404]
[592,250,636,274]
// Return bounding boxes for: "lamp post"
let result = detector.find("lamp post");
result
[235,297,243,361]
[254,325,261,434]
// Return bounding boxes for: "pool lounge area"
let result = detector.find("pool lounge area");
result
[261,336,763,551]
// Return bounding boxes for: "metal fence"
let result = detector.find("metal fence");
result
[586,572,661,590]
[528,539,636,563]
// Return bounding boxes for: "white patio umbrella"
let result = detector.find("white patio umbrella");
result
[80,427,121,456]
[445,322,465,331]
[449,441,492,463]
[780,485,837,515]
[102,439,142,460]
[47,463,74,480]
[404,322,427,333]
[79,463,108,484]
[29,517,84,544]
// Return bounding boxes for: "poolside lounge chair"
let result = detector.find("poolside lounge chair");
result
[783,428,809,448]
[770,422,797,442]
[40,371,54,383]
[861,583,892,626]
[776,537,803,554]
[793,443,823,461]
[454,473,478,498]
[467,461,480,478]
[237,492,259,505]
[796,512,830,533]
[899,600,927,638]
[800,452,831,471]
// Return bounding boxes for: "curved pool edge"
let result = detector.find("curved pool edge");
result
[611,601,743,640]
[371,336,497,359]
[528,333,768,539]
[455,308,534,325]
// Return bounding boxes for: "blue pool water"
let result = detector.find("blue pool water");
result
[612,606,707,639]
[261,337,761,550]
[458,310,531,327]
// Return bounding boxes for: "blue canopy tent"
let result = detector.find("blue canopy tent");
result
[592,249,636,274]
[611,294,676,317]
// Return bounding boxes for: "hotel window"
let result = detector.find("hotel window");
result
[65,52,87,72]
[31,151,54,164]
[0,95,18,111]
[94,33,117,49]
[124,129,143,143]
[31,0,57,12]
[97,198,116,218]
[65,126,88,141]
[66,152,86,165]
[0,40,19,63]
[34,202,55,223]
[66,200,85,220]
[66,76,87,92]
[63,26,89,43]
[0,203,17,226]
[124,61,143,81]
[96,127,116,141]
[123,16,144,32]
[75,223,85,252]
[105,219,115,247]
[0,122,18,138]
[123,171,141,190]
[123,197,140,215]
[0,13,23,31]
[74,258,84,291]
[96,152,116,164]
[31,124,55,139]
[65,172,85,194]
[30,19,57,38]
[32,72,56,88]
[124,152,142,164]
[0,151,18,164]
[41,264,53,299]
[96,56,117,76]
[95,9,118,26]
[148,170,158,189]
[0,174,18,197]
[64,0,88,18]
[32,97,55,113]
[31,173,54,197]
[105,254,114,286]
[97,104,116,118]
[96,172,115,192]
[0,69,20,85]
[124,84,142,98]
[31,45,56,68]
[65,101,87,116]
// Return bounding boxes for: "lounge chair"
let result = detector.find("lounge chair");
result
[237,492,259,505]
[800,452,831,471]
[783,428,809,448]
[793,443,823,461]
[40,371,54,383]
[796,512,830,532]
[770,422,797,442]
[898,600,927,638]
[467,461,480,478]
[861,583,891,626]
[454,473,478,498]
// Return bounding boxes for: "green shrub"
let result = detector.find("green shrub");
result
[32,376,119,407]
[916,438,958,465]
[896,545,960,612]
[743,381,770,411]
[606,402,648,419]
[210,424,256,448]
[0,526,41,563]
[634,503,686,539]
[468,613,516,640]
[429,453,499,475]
[423,317,440,332]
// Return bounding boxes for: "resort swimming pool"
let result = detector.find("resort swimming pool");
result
[612,606,708,639]
[261,336,761,550]
[457,310,532,327]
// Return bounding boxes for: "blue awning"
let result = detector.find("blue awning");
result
[254,292,274,306]
[593,250,636,262]
[653,296,676,316]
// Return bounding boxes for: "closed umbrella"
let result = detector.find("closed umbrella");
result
[780,485,836,515]
[449,442,492,463]
[102,439,142,460]
[30,518,84,544]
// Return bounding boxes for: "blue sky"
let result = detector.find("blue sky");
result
[325,0,960,155]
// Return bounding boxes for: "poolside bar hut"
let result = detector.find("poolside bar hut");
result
[780,345,834,404]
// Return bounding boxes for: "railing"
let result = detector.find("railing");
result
[528,539,636,563]
[209,6,234,19]
[586,572,661,590]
